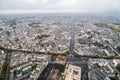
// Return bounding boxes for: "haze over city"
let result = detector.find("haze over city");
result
[0,0,120,14]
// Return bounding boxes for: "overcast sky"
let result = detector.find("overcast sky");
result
[0,0,120,14]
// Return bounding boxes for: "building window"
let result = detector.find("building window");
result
[73,70,78,75]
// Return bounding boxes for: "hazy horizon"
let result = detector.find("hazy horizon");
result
[0,0,120,14]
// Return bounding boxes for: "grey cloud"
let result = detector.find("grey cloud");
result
[0,0,120,13]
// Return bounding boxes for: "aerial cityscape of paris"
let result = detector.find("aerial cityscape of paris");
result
[0,0,120,80]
